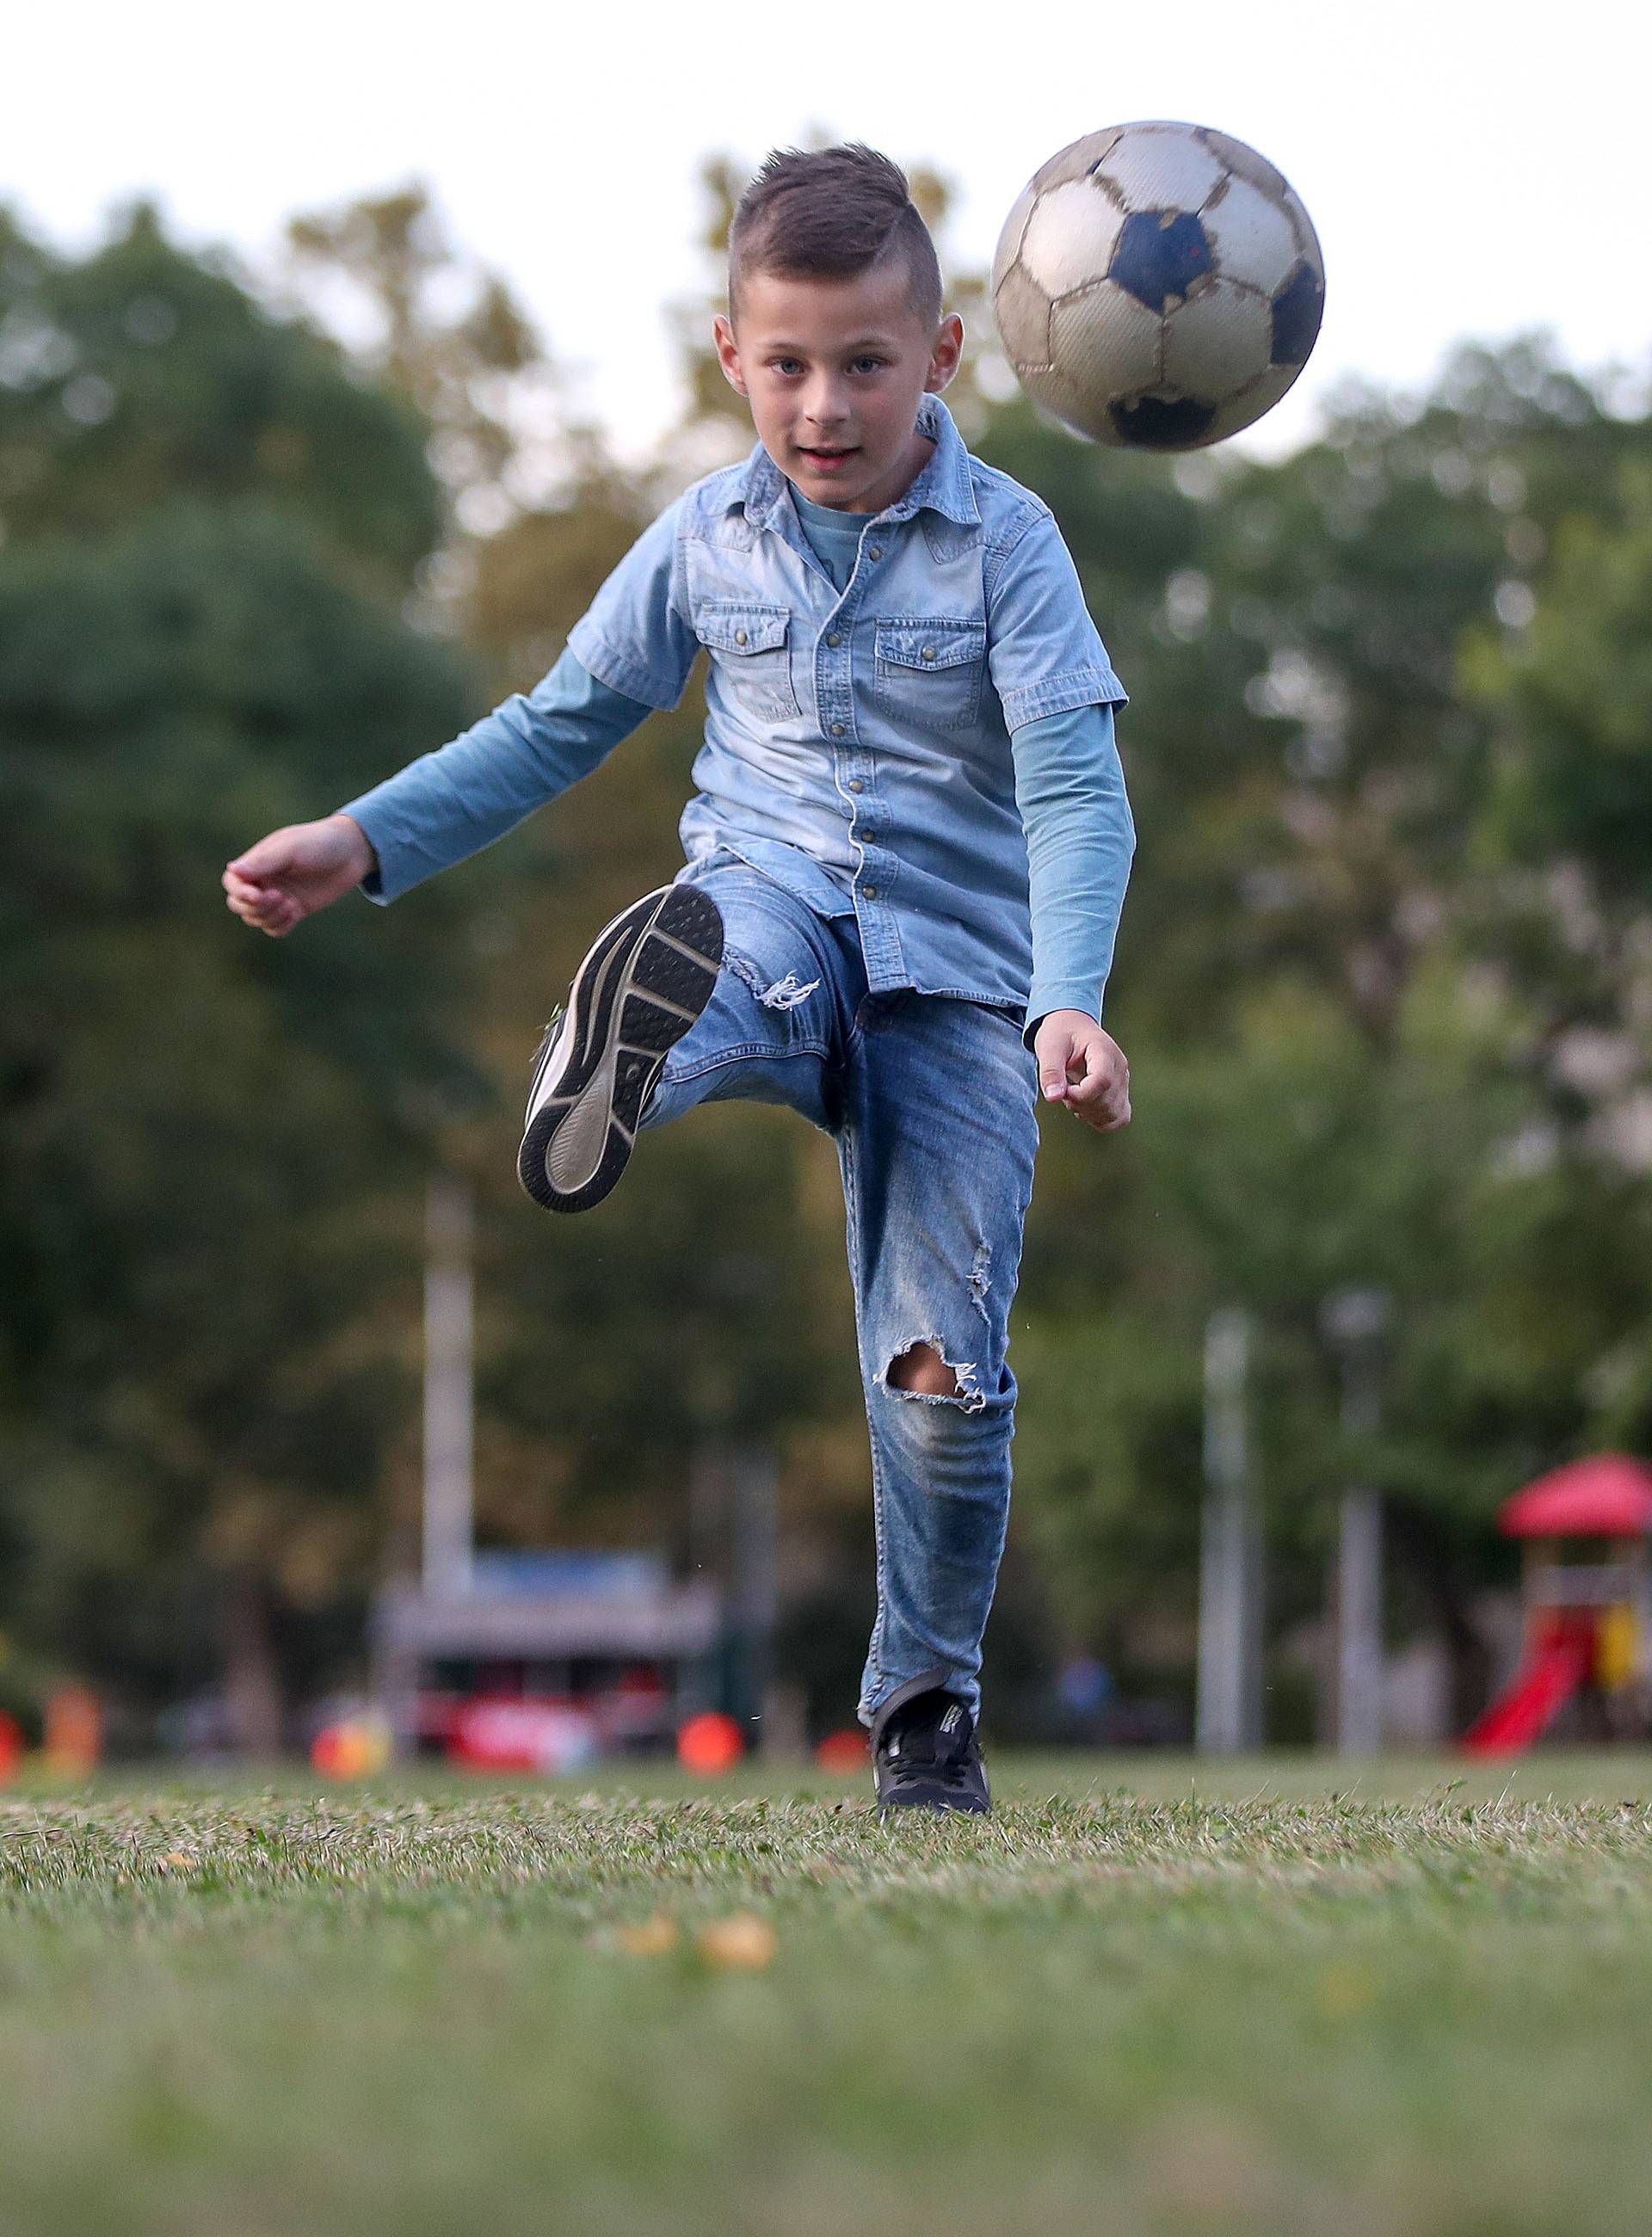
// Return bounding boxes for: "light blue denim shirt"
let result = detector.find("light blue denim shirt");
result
[343,396,1134,1029]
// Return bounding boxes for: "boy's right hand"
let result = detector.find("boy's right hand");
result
[221,814,377,938]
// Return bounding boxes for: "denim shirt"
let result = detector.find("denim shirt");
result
[342,396,1133,1029]
[566,396,1130,1022]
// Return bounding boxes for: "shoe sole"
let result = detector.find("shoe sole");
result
[517,885,724,1216]
[874,1783,992,1816]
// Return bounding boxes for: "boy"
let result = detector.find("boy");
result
[223,145,1135,1814]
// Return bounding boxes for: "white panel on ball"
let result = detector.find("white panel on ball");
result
[1021,366,1113,444]
[1018,180,1125,300]
[1030,128,1125,194]
[1195,128,1296,206]
[991,185,1039,293]
[1162,281,1272,398]
[1207,362,1302,441]
[1050,283,1162,398]
[994,264,1053,372]
[1094,124,1227,215]
[1204,176,1302,295]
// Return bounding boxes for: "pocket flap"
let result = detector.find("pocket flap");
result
[698,603,790,656]
[875,619,987,672]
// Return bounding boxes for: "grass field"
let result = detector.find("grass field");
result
[3,1751,1651,2235]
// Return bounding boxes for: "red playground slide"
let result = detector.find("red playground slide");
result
[1462,1630,1593,1758]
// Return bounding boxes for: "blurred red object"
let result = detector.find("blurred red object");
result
[814,1728,869,1772]
[1500,1454,1652,1538]
[0,1711,22,1785]
[677,1711,744,1774]
[448,1698,596,1775]
[311,1714,392,1780]
[43,1685,101,1776]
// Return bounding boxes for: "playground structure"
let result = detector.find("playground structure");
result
[1463,1455,1652,1757]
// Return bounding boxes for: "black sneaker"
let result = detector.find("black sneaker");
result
[517,884,724,1215]
[871,1673,990,1815]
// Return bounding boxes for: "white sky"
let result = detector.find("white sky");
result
[10,0,1646,462]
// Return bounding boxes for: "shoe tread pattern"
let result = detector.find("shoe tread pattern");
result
[518,885,723,1215]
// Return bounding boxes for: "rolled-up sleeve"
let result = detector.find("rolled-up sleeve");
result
[985,502,1128,731]
[566,499,699,710]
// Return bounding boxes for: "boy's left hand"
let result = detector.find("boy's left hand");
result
[1032,1010,1131,1133]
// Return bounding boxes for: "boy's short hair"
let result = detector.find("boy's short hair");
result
[729,145,943,329]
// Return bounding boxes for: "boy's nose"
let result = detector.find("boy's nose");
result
[803,380,850,428]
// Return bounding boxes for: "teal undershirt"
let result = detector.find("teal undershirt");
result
[790,485,872,594]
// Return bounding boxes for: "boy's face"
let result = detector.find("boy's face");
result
[714,259,963,515]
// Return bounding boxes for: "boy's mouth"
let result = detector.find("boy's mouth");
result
[797,445,859,472]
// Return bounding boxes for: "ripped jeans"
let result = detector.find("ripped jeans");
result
[640,855,1039,1722]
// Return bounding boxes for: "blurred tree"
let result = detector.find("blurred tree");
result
[1470,452,1652,1032]
[0,200,485,1735]
[285,184,562,530]
[0,499,481,1730]
[0,201,439,592]
[990,339,1652,1722]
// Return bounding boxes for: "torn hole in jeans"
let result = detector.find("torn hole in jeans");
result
[726,952,821,1012]
[878,1337,987,1414]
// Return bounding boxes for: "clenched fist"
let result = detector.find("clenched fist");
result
[222,815,377,938]
[1032,1009,1131,1134]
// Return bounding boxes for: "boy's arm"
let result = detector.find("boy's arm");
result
[1011,700,1135,1034]
[341,651,655,905]
[223,654,654,934]
[223,501,697,934]
[985,502,1135,1131]
[1010,702,1135,1132]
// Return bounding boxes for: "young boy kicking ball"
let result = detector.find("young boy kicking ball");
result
[224,145,1135,1814]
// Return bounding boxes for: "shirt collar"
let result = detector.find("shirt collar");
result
[732,394,980,532]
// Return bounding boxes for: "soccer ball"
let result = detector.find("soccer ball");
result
[991,121,1325,451]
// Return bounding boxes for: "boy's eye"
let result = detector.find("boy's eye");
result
[772,358,804,376]
[852,356,886,374]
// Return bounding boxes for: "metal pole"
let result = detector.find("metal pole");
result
[1199,1308,1264,1753]
[727,1445,778,1748]
[1322,1288,1391,1758]
[422,1174,474,1599]
[1337,1488,1384,1756]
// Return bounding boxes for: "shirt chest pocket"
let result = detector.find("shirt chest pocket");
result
[873,618,988,733]
[695,602,800,722]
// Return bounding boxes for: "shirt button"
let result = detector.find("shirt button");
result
[922,645,936,661]
[827,631,842,647]
[829,721,845,737]
[862,884,878,901]
[868,545,883,561]
[735,628,749,645]
[848,778,864,793]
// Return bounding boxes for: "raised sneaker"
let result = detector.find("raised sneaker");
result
[871,1674,990,1815]
[517,884,724,1216]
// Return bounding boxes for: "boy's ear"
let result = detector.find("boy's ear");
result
[712,314,749,397]
[924,313,965,396]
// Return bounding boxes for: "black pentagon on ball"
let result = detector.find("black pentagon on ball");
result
[1107,209,1213,314]
[1271,263,1325,367]
[1109,395,1218,449]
